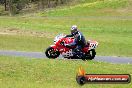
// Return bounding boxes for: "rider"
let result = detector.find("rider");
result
[64,25,86,58]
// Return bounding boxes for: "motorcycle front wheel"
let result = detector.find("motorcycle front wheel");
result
[45,47,60,58]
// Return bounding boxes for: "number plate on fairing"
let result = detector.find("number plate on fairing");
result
[88,42,98,50]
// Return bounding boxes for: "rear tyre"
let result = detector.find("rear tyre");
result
[45,47,60,58]
[85,49,96,60]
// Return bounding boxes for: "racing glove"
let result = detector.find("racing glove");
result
[64,44,70,48]
[64,44,69,47]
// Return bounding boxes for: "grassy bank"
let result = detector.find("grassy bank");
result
[0,56,132,88]
[38,0,131,17]
[0,34,52,52]
[0,0,132,56]
[0,16,132,56]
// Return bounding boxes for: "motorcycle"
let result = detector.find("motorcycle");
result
[45,34,98,60]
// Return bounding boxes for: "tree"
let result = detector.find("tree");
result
[0,0,71,16]
[8,0,15,16]
[7,0,30,15]
[38,0,45,9]
[4,0,7,11]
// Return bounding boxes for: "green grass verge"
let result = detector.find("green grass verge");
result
[38,0,131,17]
[0,16,132,56]
[0,56,132,88]
[0,34,52,52]
[0,0,132,56]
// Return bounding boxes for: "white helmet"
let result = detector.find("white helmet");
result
[71,25,78,34]
[71,25,78,30]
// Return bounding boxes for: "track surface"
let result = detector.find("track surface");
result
[0,50,132,64]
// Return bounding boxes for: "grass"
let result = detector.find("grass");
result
[0,1,132,88]
[0,56,132,88]
[0,0,132,56]
[0,34,52,52]
[38,0,131,17]
[0,16,132,57]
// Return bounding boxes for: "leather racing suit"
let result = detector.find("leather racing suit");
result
[65,31,86,58]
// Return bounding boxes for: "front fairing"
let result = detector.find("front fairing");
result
[53,34,75,53]
[54,34,65,44]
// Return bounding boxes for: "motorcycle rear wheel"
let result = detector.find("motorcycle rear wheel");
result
[45,47,60,58]
[85,49,96,60]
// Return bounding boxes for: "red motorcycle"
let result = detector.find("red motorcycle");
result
[45,34,98,60]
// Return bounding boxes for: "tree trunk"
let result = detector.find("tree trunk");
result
[8,0,15,16]
[55,0,58,6]
[5,0,7,11]
[39,0,45,10]
[47,0,50,8]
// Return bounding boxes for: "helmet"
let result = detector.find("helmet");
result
[71,25,78,34]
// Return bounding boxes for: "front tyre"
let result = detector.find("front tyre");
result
[45,47,60,58]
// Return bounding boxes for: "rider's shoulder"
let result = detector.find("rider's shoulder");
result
[77,31,83,35]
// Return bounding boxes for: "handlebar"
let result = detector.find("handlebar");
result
[60,41,65,46]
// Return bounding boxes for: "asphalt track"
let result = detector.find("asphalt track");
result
[0,50,132,64]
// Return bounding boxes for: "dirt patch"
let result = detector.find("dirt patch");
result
[0,28,55,38]
[99,8,115,13]
[99,8,132,14]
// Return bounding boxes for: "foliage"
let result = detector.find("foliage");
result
[0,0,72,15]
